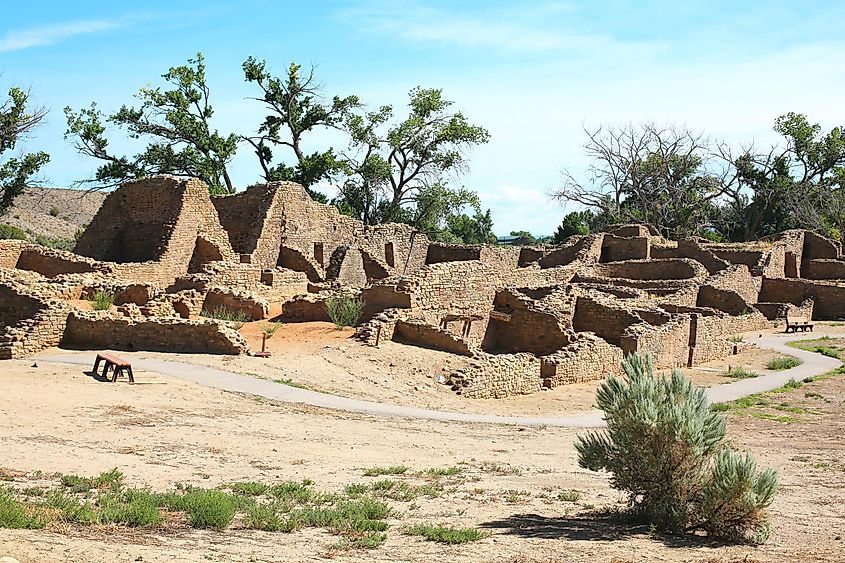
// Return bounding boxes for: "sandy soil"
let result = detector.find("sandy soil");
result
[0,355,844,562]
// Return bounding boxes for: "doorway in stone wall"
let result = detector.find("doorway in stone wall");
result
[188,236,224,273]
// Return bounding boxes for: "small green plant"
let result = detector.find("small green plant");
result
[49,206,60,217]
[557,490,581,502]
[575,353,778,543]
[405,523,487,544]
[364,466,408,476]
[728,335,744,343]
[180,489,237,529]
[244,502,296,532]
[201,306,250,329]
[765,356,802,371]
[98,489,163,527]
[325,294,365,328]
[90,290,115,311]
[423,467,462,476]
[0,223,27,240]
[724,366,759,379]
[0,487,45,529]
[262,322,282,338]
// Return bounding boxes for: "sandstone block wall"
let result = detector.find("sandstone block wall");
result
[62,311,249,355]
[759,278,845,319]
[601,234,650,262]
[202,287,269,320]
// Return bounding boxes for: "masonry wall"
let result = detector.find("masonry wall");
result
[392,318,474,356]
[802,259,845,280]
[538,234,603,268]
[585,258,707,281]
[759,278,845,319]
[600,235,650,262]
[62,312,249,355]
[212,183,283,268]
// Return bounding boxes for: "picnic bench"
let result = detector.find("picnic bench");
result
[92,352,134,383]
[785,315,814,333]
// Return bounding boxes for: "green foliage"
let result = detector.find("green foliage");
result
[201,306,250,329]
[507,230,536,245]
[554,210,594,243]
[765,356,802,371]
[724,366,759,379]
[0,86,50,214]
[337,87,489,227]
[325,295,365,328]
[0,223,27,240]
[363,466,408,476]
[244,501,297,532]
[441,208,496,243]
[423,467,461,476]
[405,523,487,544]
[90,290,115,311]
[242,58,360,202]
[98,489,163,527]
[180,489,237,529]
[575,353,778,543]
[65,53,237,194]
[0,487,45,529]
[262,322,282,339]
[60,468,123,493]
[230,481,269,497]
[557,490,581,502]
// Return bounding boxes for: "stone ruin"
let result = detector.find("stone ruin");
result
[3,176,845,398]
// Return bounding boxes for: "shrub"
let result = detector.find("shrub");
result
[575,353,779,543]
[0,223,27,240]
[90,290,115,311]
[262,322,282,339]
[244,502,296,532]
[725,367,759,379]
[557,490,581,502]
[181,489,236,529]
[99,490,163,527]
[230,481,268,497]
[0,487,45,529]
[201,306,250,330]
[49,206,60,217]
[405,523,487,544]
[325,295,365,328]
[766,356,801,371]
[363,466,408,476]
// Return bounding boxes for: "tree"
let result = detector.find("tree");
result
[0,86,49,213]
[508,230,536,245]
[336,87,490,227]
[444,208,496,244]
[553,210,594,243]
[554,123,729,239]
[242,58,361,202]
[576,353,778,543]
[65,53,238,194]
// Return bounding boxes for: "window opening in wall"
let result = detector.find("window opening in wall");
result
[313,242,324,267]
[384,242,395,267]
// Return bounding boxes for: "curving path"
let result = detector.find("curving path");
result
[35,332,841,429]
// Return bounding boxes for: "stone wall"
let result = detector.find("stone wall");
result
[202,287,269,320]
[600,234,650,262]
[62,311,249,355]
[392,318,475,356]
[538,234,603,268]
[802,259,845,280]
[759,278,845,319]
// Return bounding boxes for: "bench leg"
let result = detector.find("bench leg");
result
[93,357,102,373]
[102,361,112,380]
[111,366,120,383]
[127,366,134,384]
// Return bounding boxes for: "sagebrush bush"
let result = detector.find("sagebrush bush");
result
[325,295,365,328]
[575,353,779,543]
[0,487,44,529]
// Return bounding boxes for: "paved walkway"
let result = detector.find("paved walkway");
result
[36,332,841,428]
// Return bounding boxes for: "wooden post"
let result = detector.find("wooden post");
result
[375,326,382,347]
[261,333,267,353]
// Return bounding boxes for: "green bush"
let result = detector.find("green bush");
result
[99,490,163,527]
[725,367,759,379]
[766,356,801,371]
[244,502,296,532]
[90,290,115,311]
[405,523,487,544]
[325,295,365,328]
[181,489,237,529]
[0,487,45,529]
[0,223,27,240]
[575,353,779,543]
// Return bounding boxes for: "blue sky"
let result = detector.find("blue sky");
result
[2,1,845,235]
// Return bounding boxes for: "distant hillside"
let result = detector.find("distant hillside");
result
[0,187,106,246]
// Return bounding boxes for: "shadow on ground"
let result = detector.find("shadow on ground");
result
[479,513,730,548]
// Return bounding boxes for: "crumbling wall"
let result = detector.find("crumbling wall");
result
[759,278,845,319]
[572,295,642,346]
[0,284,71,359]
[541,334,623,386]
[481,288,571,355]
[600,234,650,262]
[392,318,474,356]
[202,287,269,320]
[62,311,248,355]
[538,234,603,268]
[584,258,707,281]
[325,246,368,288]
[802,259,845,280]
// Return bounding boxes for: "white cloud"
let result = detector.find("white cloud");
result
[337,1,660,55]
[0,19,123,52]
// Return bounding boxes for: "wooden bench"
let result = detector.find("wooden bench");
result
[785,316,814,333]
[92,352,134,383]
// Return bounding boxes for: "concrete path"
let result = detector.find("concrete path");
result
[36,332,841,428]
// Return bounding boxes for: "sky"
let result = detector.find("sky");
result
[2,1,845,236]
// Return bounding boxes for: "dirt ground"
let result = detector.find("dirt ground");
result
[163,320,789,417]
[0,188,105,239]
[1,340,845,562]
